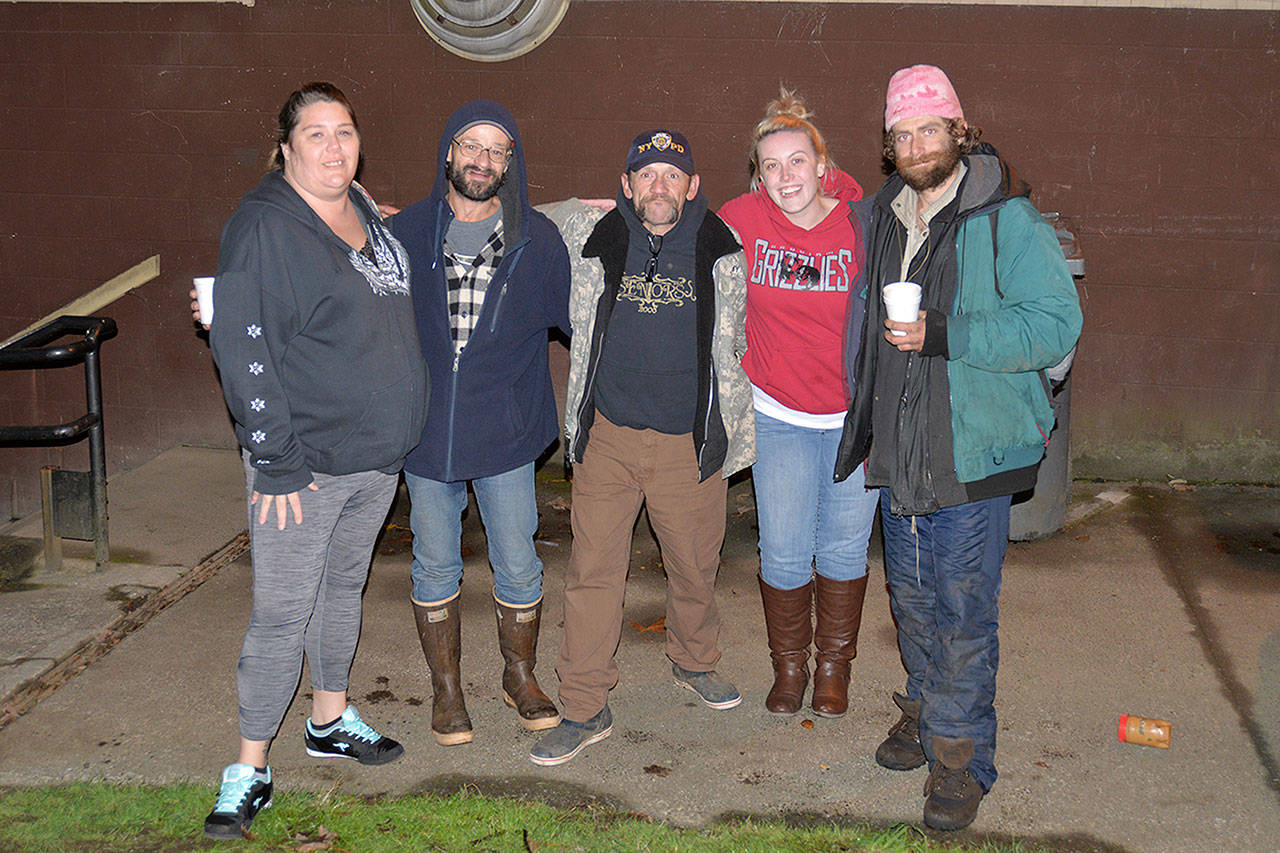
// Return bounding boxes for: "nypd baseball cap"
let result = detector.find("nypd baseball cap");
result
[625,129,694,175]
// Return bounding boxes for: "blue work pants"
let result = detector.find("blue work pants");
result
[880,489,1010,790]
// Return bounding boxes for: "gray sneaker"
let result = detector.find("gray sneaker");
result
[529,706,613,767]
[672,664,742,709]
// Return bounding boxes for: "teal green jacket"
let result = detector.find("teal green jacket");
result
[836,146,1082,515]
[947,194,1081,482]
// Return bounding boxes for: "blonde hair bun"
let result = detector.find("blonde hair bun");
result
[747,85,835,191]
[762,87,814,125]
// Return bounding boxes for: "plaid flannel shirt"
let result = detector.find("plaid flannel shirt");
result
[444,219,504,354]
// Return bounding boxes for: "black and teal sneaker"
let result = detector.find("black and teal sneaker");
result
[304,705,404,766]
[203,763,272,840]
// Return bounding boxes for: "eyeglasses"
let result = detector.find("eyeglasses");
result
[644,232,663,282]
[452,138,513,164]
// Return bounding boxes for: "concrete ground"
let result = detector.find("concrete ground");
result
[0,445,1277,851]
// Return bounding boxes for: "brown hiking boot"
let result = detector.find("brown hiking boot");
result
[494,596,561,731]
[413,598,473,746]
[758,576,812,714]
[923,735,986,831]
[876,692,927,770]
[811,574,868,718]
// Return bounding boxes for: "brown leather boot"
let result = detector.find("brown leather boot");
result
[758,576,813,714]
[494,596,561,731]
[811,574,868,718]
[876,691,927,770]
[923,735,985,831]
[413,598,473,746]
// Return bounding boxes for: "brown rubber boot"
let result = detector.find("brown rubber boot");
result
[876,691,927,770]
[758,576,813,714]
[413,598,473,746]
[494,596,561,731]
[923,735,985,831]
[811,574,868,718]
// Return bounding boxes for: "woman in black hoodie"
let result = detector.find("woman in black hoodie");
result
[202,83,428,841]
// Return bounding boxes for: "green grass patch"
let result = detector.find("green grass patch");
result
[0,783,1046,852]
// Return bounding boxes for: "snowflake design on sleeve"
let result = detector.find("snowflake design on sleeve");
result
[250,398,265,412]
[248,362,264,376]
[246,324,262,338]
[250,430,266,445]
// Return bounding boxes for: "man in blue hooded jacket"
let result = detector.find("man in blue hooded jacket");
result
[390,101,571,748]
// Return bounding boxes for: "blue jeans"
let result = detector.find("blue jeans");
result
[880,489,1010,791]
[752,411,879,590]
[405,463,543,607]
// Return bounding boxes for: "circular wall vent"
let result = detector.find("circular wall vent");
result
[410,0,570,63]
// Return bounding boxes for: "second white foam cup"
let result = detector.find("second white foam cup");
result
[882,281,922,337]
[194,276,215,326]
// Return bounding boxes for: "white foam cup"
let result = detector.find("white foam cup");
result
[194,276,215,325]
[882,281,922,337]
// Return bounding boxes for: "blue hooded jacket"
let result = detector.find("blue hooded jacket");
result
[391,101,571,482]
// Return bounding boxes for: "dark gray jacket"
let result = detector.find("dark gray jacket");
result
[212,171,428,494]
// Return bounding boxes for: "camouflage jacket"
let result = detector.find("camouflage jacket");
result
[538,198,755,480]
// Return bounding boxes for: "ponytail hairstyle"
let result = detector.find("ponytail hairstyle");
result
[747,87,837,191]
[268,81,359,171]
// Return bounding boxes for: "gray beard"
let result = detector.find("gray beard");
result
[637,195,679,227]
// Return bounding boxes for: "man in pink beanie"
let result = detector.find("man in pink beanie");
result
[835,65,1082,831]
[884,63,965,133]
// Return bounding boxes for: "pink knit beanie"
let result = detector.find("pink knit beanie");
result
[884,65,964,131]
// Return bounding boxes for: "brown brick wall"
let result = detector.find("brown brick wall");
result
[1,1,1276,520]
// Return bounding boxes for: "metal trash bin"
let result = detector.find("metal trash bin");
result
[1009,214,1083,541]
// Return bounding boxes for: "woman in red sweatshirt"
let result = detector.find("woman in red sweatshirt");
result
[719,90,878,719]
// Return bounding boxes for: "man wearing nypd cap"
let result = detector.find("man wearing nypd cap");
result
[530,130,754,766]
[835,66,1081,830]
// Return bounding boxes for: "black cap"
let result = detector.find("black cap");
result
[625,129,694,175]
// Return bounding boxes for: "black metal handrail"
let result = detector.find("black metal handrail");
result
[0,315,117,569]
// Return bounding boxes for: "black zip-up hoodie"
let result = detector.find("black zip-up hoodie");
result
[212,171,428,494]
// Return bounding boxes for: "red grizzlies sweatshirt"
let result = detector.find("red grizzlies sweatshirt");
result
[719,170,863,416]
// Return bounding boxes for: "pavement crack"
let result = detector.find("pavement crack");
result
[1132,488,1280,804]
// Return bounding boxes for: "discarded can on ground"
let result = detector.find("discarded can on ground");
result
[1118,714,1171,748]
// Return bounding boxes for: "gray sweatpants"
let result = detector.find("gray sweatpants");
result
[236,456,397,742]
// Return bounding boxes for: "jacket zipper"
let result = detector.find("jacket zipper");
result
[443,351,461,481]
[438,207,529,479]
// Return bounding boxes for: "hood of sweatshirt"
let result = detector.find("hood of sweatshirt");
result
[239,168,364,230]
[741,167,863,240]
[236,170,400,277]
[431,100,529,244]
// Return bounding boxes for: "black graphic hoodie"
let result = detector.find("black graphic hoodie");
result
[211,171,428,494]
